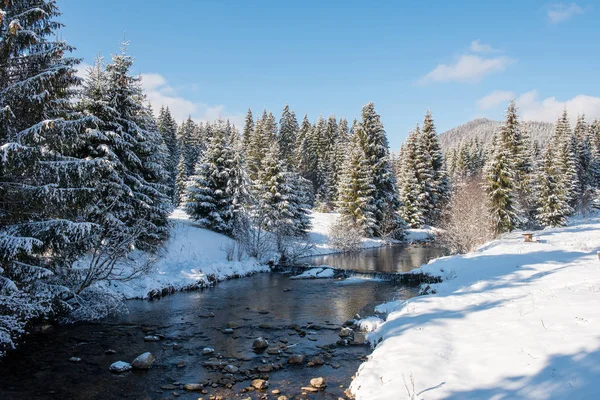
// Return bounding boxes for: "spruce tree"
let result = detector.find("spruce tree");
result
[554,110,580,208]
[336,137,377,236]
[242,108,254,155]
[295,114,313,179]
[186,121,238,235]
[353,103,402,236]
[484,139,519,235]
[157,106,179,202]
[175,154,188,206]
[535,146,572,227]
[0,0,100,348]
[278,105,299,168]
[179,117,201,176]
[420,110,450,224]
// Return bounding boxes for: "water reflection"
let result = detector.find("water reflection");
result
[302,244,448,273]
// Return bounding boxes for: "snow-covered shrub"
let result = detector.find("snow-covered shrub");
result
[439,176,494,254]
[61,286,127,323]
[328,216,364,252]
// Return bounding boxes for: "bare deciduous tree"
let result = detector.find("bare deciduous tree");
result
[439,175,494,254]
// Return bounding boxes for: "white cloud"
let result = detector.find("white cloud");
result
[470,40,497,53]
[547,3,584,23]
[419,54,516,84]
[140,73,244,128]
[516,90,600,123]
[478,90,515,110]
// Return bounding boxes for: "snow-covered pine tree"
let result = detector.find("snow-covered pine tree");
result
[295,114,313,179]
[353,103,402,236]
[421,110,450,224]
[498,101,534,224]
[179,117,201,177]
[254,142,310,239]
[242,108,254,155]
[278,105,299,168]
[535,145,572,227]
[157,106,179,202]
[331,118,350,202]
[246,110,273,181]
[574,114,592,193]
[186,120,239,235]
[553,110,580,208]
[397,127,426,228]
[484,138,519,235]
[336,136,377,236]
[175,154,188,206]
[0,0,101,352]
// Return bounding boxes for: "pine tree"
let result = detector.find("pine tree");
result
[336,138,377,236]
[242,108,254,155]
[254,143,310,238]
[574,114,592,192]
[186,121,238,235]
[535,146,572,227]
[353,103,402,236]
[157,106,179,202]
[0,0,101,351]
[179,117,201,177]
[175,154,188,206]
[484,139,519,235]
[554,110,580,208]
[278,105,299,168]
[420,110,450,224]
[397,128,427,228]
[295,114,313,179]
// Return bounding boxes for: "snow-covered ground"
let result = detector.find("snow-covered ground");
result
[99,209,268,299]
[351,216,600,399]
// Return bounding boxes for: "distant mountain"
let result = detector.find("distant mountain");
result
[439,118,555,150]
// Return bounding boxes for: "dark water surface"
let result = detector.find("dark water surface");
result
[0,273,417,400]
[302,244,449,273]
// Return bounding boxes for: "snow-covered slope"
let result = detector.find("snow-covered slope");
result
[351,216,600,399]
[100,209,268,299]
[439,118,554,151]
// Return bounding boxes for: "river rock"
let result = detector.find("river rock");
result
[222,328,234,334]
[258,364,273,372]
[339,327,353,338]
[183,383,203,391]
[267,347,281,355]
[308,356,324,367]
[252,337,269,351]
[105,349,117,354]
[287,354,305,365]
[176,361,186,368]
[310,377,327,389]
[271,389,281,395]
[131,352,155,370]
[143,335,161,342]
[251,379,269,390]
[69,357,81,363]
[223,364,238,373]
[301,386,319,393]
[202,347,215,355]
[278,397,288,400]
[109,361,132,373]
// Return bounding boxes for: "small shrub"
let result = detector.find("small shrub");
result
[329,216,364,252]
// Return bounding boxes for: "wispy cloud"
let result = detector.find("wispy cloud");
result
[547,3,584,23]
[469,40,498,53]
[478,90,515,110]
[419,54,516,84]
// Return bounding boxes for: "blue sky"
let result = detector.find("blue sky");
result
[58,0,599,149]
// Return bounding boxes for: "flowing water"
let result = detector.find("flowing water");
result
[0,245,445,400]
[301,243,448,273]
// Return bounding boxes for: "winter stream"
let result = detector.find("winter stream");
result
[0,245,445,399]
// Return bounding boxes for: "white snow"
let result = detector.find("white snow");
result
[290,266,336,279]
[351,216,600,399]
[98,209,268,299]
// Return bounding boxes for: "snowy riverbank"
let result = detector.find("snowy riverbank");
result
[102,210,437,299]
[350,216,600,399]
